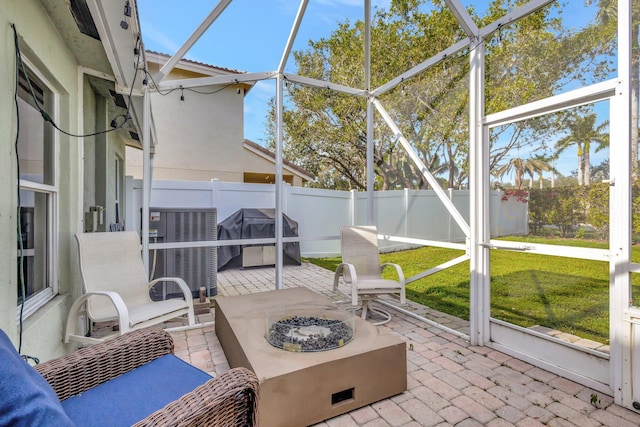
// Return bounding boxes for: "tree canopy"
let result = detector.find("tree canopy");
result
[267,0,619,191]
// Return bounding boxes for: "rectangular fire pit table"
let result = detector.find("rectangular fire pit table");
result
[215,286,407,427]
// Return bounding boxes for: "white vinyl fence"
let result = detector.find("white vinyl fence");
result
[126,178,528,257]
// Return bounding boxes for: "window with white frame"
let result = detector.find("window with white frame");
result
[16,64,58,318]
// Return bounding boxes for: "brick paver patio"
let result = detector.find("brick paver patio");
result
[169,262,640,426]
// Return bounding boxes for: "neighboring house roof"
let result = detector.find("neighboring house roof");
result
[146,50,244,75]
[243,140,315,182]
[145,51,255,95]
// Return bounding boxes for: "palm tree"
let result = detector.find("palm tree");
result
[532,153,558,188]
[494,156,551,190]
[555,113,609,186]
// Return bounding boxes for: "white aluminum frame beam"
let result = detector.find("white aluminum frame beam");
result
[379,235,466,252]
[274,74,285,289]
[611,0,632,408]
[278,0,309,73]
[485,78,618,127]
[156,71,277,91]
[469,34,489,345]
[373,99,471,237]
[156,70,367,97]
[373,0,554,98]
[154,0,233,83]
[484,240,609,261]
[478,0,555,41]
[443,0,479,37]
[405,254,470,285]
[373,38,471,97]
[365,0,374,225]
[283,73,367,97]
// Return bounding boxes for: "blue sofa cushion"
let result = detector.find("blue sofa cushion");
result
[0,330,74,427]
[61,354,212,427]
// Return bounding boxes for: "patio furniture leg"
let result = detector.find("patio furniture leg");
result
[360,298,392,326]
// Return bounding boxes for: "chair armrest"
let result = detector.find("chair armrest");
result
[149,277,196,326]
[334,263,359,306]
[65,290,131,341]
[149,277,193,304]
[381,262,405,285]
[133,367,260,427]
[381,262,406,304]
[35,328,174,401]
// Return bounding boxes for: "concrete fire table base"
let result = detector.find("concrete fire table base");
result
[215,287,407,427]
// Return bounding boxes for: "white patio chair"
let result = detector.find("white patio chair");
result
[65,231,196,344]
[333,226,406,325]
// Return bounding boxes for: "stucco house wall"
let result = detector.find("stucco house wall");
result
[0,0,134,361]
[126,53,311,186]
[0,0,82,360]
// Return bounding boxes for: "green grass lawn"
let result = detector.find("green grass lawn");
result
[308,236,640,345]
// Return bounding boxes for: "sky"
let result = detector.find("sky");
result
[136,0,611,183]
[137,0,391,145]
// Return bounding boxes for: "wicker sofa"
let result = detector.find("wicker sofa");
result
[1,327,258,426]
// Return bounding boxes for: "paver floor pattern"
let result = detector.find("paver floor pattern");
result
[169,263,640,426]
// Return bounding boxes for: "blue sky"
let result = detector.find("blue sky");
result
[138,0,391,145]
[137,0,610,182]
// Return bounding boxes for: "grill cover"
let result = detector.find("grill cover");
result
[217,208,301,271]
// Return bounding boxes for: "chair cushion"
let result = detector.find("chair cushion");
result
[128,298,189,325]
[357,278,403,290]
[0,330,74,427]
[61,354,212,427]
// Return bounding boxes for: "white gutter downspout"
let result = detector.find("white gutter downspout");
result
[141,88,152,275]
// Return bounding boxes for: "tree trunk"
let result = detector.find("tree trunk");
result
[577,145,584,186]
[584,149,591,186]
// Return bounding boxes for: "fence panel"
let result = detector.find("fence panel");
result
[126,179,528,257]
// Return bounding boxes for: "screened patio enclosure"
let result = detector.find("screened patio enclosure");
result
[135,0,639,412]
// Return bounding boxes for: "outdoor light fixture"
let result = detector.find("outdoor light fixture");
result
[121,0,131,30]
[237,87,241,94]
[180,88,185,101]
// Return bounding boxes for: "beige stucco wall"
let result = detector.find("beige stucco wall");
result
[126,61,307,186]
[0,0,84,361]
[127,142,305,186]
[126,82,247,180]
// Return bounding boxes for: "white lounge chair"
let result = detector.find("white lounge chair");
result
[333,226,406,325]
[65,231,196,344]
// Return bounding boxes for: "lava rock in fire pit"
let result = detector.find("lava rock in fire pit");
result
[266,315,354,352]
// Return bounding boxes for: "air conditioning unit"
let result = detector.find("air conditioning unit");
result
[146,208,217,300]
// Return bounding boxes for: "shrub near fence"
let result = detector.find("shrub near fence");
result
[528,182,631,240]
